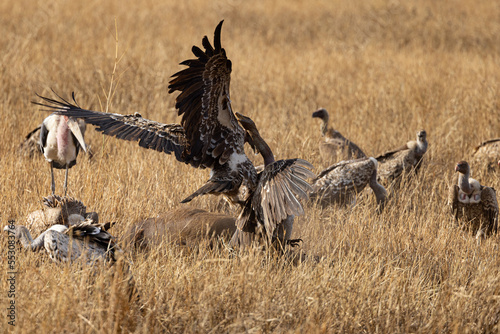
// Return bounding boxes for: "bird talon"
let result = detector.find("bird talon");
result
[286,238,303,247]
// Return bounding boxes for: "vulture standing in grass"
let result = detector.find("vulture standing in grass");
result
[312,108,366,164]
[35,21,314,249]
[39,113,87,196]
[26,195,98,235]
[448,160,498,238]
[4,220,116,264]
[309,157,387,211]
[471,138,500,173]
[376,129,428,188]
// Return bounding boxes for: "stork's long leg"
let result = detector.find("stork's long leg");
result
[63,165,69,196]
[50,161,56,195]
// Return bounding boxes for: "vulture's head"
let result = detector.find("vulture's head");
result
[417,130,427,142]
[3,224,29,241]
[235,112,262,154]
[235,112,258,134]
[312,108,329,121]
[455,160,470,174]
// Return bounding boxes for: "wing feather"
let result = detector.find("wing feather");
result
[168,20,246,170]
[33,94,188,160]
[245,159,313,240]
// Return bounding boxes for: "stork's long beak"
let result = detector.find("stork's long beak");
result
[67,118,87,152]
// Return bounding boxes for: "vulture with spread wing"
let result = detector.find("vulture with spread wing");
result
[448,160,498,238]
[34,21,256,205]
[34,21,314,248]
[229,113,315,248]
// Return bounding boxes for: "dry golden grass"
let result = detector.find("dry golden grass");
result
[2,0,500,332]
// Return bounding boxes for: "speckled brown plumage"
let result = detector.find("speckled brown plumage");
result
[471,138,500,173]
[25,195,97,235]
[448,161,498,237]
[376,130,428,188]
[309,157,387,209]
[18,125,42,158]
[312,108,366,164]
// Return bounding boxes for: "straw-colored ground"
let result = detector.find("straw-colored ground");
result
[2,0,500,332]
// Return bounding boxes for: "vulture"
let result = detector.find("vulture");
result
[471,138,500,173]
[312,108,366,164]
[34,21,314,249]
[229,113,314,248]
[376,129,428,188]
[4,220,117,264]
[39,113,87,196]
[25,195,98,235]
[309,157,387,211]
[18,125,42,158]
[448,160,498,238]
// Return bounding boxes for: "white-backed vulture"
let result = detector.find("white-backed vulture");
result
[312,108,366,164]
[376,129,428,188]
[471,138,500,173]
[18,125,42,158]
[39,113,87,195]
[26,195,98,235]
[4,220,116,264]
[309,157,387,211]
[448,160,498,238]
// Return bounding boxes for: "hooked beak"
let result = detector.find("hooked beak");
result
[66,118,87,152]
[235,112,258,132]
[312,110,322,118]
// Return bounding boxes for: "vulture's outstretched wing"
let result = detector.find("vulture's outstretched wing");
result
[33,93,187,162]
[34,21,254,203]
[168,20,246,169]
[236,159,315,240]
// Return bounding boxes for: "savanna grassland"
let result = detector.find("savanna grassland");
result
[2,0,500,332]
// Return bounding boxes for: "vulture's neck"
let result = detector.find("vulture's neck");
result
[416,137,428,155]
[252,131,275,166]
[369,170,388,210]
[16,227,46,251]
[320,116,329,137]
[458,168,473,195]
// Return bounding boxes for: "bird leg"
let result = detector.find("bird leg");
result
[50,161,56,195]
[63,165,69,196]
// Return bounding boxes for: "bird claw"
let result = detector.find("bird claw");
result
[286,238,303,247]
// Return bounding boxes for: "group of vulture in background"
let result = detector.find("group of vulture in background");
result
[6,21,499,271]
